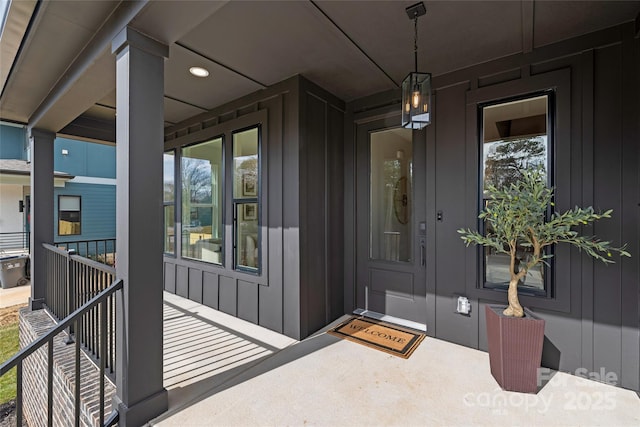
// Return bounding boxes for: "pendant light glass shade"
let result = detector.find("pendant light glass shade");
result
[402,71,432,129]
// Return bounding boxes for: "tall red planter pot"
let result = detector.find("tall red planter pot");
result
[485,304,545,393]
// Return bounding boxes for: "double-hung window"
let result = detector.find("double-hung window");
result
[58,195,81,236]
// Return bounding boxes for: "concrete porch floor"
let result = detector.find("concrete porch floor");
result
[154,293,640,426]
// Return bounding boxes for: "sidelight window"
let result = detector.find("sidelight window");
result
[233,127,260,273]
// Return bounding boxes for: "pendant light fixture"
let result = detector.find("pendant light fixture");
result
[402,2,432,129]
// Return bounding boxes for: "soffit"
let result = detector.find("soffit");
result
[0,0,37,96]
[314,0,524,83]
[1,0,639,140]
[129,0,229,46]
[178,0,398,102]
[164,44,264,114]
[533,1,640,47]
[0,0,119,123]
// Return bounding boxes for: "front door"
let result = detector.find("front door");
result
[356,117,427,325]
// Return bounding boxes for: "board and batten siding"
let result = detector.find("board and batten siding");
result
[163,76,345,340]
[345,21,639,391]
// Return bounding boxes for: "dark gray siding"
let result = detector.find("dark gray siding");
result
[345,22,639,391]
[163,76,345,340]
[299,79,345,338]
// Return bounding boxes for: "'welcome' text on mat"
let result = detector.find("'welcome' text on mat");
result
[327,317,425,359]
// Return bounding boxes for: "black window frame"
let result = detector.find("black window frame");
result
[58,194,82,236]
[232,124,262,275]
[163,150,177,256]
[477,90,556,299]
[180,135,226,266]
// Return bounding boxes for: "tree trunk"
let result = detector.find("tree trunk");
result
[503,277,524,317]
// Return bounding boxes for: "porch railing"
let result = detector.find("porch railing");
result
[54,238,116,267]
[0,231,30,253]
[43,243,117,377]
[0,279,122,427]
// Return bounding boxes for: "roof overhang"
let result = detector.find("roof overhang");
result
[0,1,638,144]
[0,160,74,187]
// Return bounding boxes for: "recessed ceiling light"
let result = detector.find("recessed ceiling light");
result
[189,66,209,77]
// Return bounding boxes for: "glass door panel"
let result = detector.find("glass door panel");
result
[369,128,413,262]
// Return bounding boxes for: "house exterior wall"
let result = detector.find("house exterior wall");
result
[54,182,116,242]
[0,125,116,241]
[163,76,345,340]
[54,137,116,179]
[0,183,24,233]
[0,123,26,160]
[345,21,639,391]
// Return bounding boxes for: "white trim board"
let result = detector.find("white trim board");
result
[69,176,116,186]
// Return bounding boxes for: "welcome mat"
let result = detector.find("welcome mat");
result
[327,316,425,359]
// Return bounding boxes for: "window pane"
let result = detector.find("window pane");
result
[369,128,412,262]
[59,196,81,236]
[59,195,80,211]
[164,151,175,255]
[482,95,548,191]
[181,138,223,264]
[233,127,260,272]
[164,204,175,254]
[233,128,258,199]
[236,203,258,270]
[481,95,549,294]
[163,152,175,202]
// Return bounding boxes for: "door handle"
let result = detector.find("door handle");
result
[420,239,426,267]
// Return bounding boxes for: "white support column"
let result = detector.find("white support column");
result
[28,128,55,310]
[111,27,169,426]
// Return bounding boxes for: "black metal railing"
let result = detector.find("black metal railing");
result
[54,238,115,267]
[0,279,122,427]
[0,231,30,253]
[43,244,117,377]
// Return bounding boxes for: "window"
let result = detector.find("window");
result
[369,128,413,262]
[480,93,552,295]
[181,137,223,264]
[163,151,175,255]
[58,195,81,236]
[233,127,260,272]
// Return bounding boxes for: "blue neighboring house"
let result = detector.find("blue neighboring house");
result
[0,122,116,253]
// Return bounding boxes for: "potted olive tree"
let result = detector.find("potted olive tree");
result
[458,168,629,393]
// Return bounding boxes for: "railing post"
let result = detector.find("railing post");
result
[65,249,76,344]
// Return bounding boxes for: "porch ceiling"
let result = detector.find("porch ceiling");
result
[0,0,638,141]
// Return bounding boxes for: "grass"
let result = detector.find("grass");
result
[0,305,23,405]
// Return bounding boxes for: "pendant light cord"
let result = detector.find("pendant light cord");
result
[414,14,418,72]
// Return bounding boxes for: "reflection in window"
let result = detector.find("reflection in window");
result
[181,137,223,264]
[370,128,412,262]
[233,127,260,272]
[481,94,551,294]
[163,151,175,254]
[58,195,81,236]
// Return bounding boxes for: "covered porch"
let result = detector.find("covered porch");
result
[3,284,639,424]
[1,1,639,425]
[161,292,640,425]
